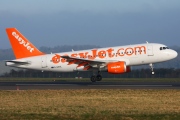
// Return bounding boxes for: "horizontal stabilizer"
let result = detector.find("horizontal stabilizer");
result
[5,60,30,66]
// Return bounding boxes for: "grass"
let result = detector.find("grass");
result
[0,89,180,120]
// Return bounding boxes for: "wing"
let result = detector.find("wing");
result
[61,56,118,70]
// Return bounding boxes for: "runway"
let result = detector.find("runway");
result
[0,81,180,90]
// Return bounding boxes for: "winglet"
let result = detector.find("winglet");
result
[6,28,45,59]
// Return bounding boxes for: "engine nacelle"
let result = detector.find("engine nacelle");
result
[107,62,131,74]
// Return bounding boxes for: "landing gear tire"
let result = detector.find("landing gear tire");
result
[90,75,97,82]
[96,74,102,81]
[90,71,103,82]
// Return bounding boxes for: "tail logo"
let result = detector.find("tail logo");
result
[12,32,34,53]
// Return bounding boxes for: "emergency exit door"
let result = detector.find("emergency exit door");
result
[41,57,47,68]
[147,45,154,56]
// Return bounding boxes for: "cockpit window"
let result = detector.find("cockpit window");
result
[163,47,166,50]
[160,46,170,50]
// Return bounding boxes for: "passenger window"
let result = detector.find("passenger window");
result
[160,47,162,50]
[163,47,166,50]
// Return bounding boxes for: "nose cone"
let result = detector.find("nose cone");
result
[169,50,178,59]
[172,50,178,58]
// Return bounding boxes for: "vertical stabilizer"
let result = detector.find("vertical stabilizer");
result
[6,28,44,59]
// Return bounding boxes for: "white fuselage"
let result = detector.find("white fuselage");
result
[6,43,178,72]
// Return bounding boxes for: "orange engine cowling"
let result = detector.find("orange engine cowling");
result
[107,62,131,74]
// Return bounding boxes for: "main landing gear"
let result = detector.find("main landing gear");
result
[90,71,102,82]
[149,63,155,75]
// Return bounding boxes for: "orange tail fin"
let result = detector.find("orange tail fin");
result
[6,28,45,59]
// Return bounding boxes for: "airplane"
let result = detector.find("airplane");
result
[5,28,178,82]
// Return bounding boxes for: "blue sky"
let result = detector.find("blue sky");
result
[1,0,180,49]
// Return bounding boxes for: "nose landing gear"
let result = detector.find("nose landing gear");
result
[149,63,155,75]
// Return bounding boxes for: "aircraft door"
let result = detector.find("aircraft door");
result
[41,57,47,68]
[147,45,154,56]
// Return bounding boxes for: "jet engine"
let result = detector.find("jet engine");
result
[107,62,131,74]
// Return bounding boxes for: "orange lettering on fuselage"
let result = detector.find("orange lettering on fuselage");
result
[117,48,125,56]
[125,48,134,56]
[51,46,146,64]
[107,48,114,57]
[98,50,106,59]
[134,46,146,55]
[79,52,88,58]
[52,54,61,64]
[61,54,68,63]
[88,49,97,60]
[71,53,77,57]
